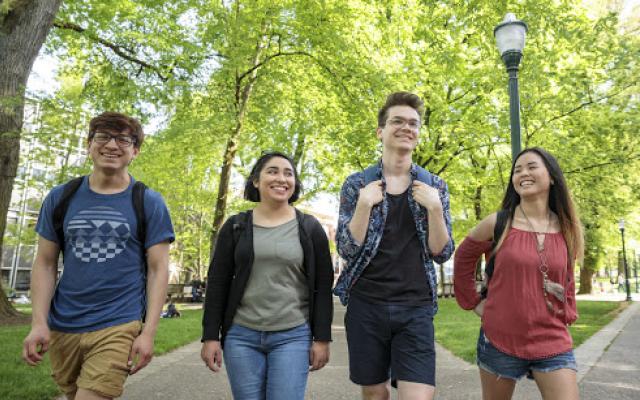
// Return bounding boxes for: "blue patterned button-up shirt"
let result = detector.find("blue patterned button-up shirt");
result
[333,161,455,313]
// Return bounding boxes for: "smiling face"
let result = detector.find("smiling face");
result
[253,156,297,204]
[88,128,139,174]
[512,151,553,199]
[377,105,421,152]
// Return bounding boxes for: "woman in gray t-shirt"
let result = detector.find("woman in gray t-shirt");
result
[201,151,334,400]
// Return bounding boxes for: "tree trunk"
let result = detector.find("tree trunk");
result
[578,225,602,294]
[473,184,484,281]
[578,243,598,294]
[579,267,594,295]
[0,0,62,318]
[208,34,266,258]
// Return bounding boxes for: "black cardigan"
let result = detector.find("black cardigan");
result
[202,209,334,347]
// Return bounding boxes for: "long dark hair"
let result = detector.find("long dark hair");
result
[496,147,583,262]
[243,151,302,204]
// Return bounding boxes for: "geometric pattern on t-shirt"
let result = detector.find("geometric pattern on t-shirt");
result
[66,206,131,263]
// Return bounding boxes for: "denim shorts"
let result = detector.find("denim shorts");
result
[476,328,577,381]
[345,294,435,386]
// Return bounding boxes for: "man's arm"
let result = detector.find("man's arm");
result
[22,237,60,366]
[128,241,170,374]
[337,177,383,262]
[347,180,383,244]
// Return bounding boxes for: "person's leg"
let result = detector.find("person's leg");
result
[529,348,578,400]
[345,296,394,400]
[264,323,311,400]
[475,328,526,400]
[479,367,517,400]
[531,369,578,400]
[396,381,435,400]
[76,321,142,399]
[74,388,111,400]
[362,381,392,400]
[223,324,267,400]
[49,330,84,400]
[389,304,436,400]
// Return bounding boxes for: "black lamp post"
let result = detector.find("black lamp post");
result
[619,219,632,301]
[494,13,528,161]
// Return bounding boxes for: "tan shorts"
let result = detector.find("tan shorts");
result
[49,320,142,398]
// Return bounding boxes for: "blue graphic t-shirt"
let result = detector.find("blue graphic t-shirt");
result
[36,177,175,333]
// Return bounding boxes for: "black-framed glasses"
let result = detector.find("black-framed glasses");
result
[92,132,137,147]
[386,117,421,130]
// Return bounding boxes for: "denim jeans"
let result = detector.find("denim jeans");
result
[223,323,311,400]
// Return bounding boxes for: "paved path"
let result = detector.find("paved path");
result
[116,298,639,400]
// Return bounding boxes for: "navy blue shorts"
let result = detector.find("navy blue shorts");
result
[344,294,436,386]
[476,328,577,380]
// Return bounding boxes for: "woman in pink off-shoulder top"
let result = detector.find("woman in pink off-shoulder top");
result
[454,147,584,400]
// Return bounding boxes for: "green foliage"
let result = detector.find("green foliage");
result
[17,0,640,280]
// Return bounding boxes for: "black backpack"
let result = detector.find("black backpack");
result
[51,176,149,317]
[52,176,147,249]
[363,163,433,185]
[480,209,510,299]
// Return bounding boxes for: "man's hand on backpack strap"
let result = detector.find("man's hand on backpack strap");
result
[412,181,442,212]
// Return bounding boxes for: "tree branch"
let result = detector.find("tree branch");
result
[236,49,352,97]
[565,154,640,174]
[53,20,170,81]
[528,82,638,140]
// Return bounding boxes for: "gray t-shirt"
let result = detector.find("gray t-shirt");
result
[233,218,309,331]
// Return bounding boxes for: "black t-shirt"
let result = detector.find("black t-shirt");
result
[351,189,432,304]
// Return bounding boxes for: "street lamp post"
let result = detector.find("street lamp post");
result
[619,219,632,301]
[494,13,528,161]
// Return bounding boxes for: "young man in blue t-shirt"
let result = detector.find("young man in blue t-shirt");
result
[22,112,175,400]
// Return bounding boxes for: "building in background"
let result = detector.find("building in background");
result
[1,99,88,292]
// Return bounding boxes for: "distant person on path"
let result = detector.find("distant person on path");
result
[162,294,181,318]
[334,92,454,400]
[454,147,583,400]
[201,151,334,400]
[22,112,175,399]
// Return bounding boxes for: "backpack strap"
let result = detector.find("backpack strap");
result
[131,180,148,321]
[414,165,431,184]
[231,211,250,247]
[480,209,510,299]
[132,181,147,246]
[363,165,379,186]
[52,176,85,249]
[364,164,432,186]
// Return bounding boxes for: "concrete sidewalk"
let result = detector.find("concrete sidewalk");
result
[118,299,640,400]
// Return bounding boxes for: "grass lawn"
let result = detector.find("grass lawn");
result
[0,307,204,400]
[434,298,629,363]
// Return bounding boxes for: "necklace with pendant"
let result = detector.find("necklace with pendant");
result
[519,205,565,315]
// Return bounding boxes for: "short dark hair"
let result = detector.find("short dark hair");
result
[377,92,425,128]
[243,151,302,203]
[89,112,144,148]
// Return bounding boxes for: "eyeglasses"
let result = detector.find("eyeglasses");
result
[386,117,421,130]
[92,132,137,147]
